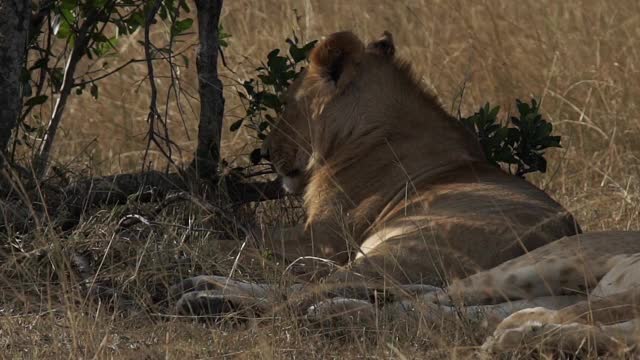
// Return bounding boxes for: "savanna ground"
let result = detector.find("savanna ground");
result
[2,0,640,358]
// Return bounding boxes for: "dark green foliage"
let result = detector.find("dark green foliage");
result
[462,99,561,177]
[218,25,232,48]
[230,34,316,164]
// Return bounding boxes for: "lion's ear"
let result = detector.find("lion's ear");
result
[308,31,364,90]
[366,31,395,57]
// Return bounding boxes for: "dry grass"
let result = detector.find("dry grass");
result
[3,0,640,358]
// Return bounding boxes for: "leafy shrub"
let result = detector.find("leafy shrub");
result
[462,99,561,177]
[18,0,197,153]
[230,35,316,164]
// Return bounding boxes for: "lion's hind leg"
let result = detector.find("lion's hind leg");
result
[482,313,638,356]
[482,289,640,354]
[432,239,625,307]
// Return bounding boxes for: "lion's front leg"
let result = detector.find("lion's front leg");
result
[256,220,355,282]
[171,275,342,319]
[169,221,347,318]
[166,227,297,318]
[255,223,307,260]
[263,222,352,262]
[170,275,276,317]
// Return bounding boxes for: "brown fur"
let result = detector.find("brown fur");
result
[261,31,580,287]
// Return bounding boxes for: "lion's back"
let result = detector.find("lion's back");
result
[365,163,580,279]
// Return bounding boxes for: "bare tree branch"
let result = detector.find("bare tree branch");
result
[140,0,185,172]
[54,172,284,231]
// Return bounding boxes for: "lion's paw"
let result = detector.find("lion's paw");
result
[305,297,377,330]
[176,290,237,317]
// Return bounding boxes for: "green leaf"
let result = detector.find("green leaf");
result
[488,105,500,119]
[516,99,530,116]
[534,155,547,173]
[53,8,76,39]
[50,67,64,91]
[258,121,269,132]
[173,18,193,35]
[158,3,168,20]
[126,11,145,32]
[92,32,109,43]
[539,136,562,148]
[60,0,76,11]
[179,0,191,12]
[284,70,297,81]
[261,93,281,110]
[494,127,509,140]
[90,83,99,99]
[242,80,255,95]
[265,114,276,124]
[20,67,31,83]
[289,43,310,63]
[300,40,318,56]
[267,49,280,60]
[93,36,119,57]
[250,148,262,165]
[20,69,33,97]
[268,55,289,75]
[258,74,274,85]
[53,18,71,39]
[229,118,243,132]
[90,0,108,7]
[218,25,232,48]
[24,95,48,107]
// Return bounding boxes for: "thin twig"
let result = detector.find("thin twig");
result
[141,0,175,171]
[74,58,142,87]
[34,1,117,179]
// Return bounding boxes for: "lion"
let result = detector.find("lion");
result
[168,31,640,356]
[258,30,578,285]
[170,31,579,322]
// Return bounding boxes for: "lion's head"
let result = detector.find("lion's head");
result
[260,69,314,194]
[261,31,400,194]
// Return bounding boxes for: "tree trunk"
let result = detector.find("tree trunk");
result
[0,0,30,165]
[190,0,225,178]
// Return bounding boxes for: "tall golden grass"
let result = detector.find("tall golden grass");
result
[3,0,640,358]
